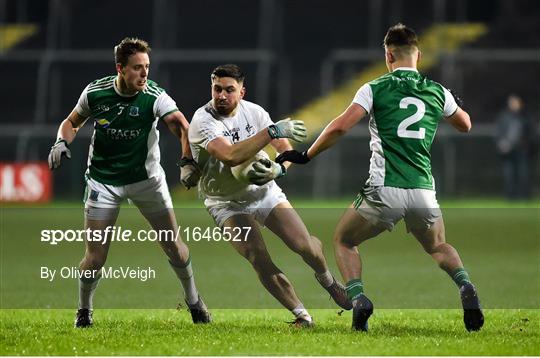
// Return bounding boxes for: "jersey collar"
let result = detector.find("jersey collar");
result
[393,67,418,73]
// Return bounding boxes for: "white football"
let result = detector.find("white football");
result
[230,151,270,183]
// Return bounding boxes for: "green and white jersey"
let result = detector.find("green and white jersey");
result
[353,68,457,190]
[74,76,179,185]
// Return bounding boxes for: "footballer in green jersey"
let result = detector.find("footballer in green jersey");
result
[277,24,483,332]
[48,38,210,327]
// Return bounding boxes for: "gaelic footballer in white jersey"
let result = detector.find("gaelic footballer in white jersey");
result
[188,64,353,327]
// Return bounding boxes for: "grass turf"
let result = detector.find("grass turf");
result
[1,200,538,355]
[1,309,538,356]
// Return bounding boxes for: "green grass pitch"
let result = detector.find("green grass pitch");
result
[1,199,539,355]
[1,309,538,355]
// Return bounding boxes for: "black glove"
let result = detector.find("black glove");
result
[448,89,464,108]
[275,150,310,165]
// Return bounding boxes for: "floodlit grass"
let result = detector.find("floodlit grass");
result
[1,199,538,355]
[1,309,538,356]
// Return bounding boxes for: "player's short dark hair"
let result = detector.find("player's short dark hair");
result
[211,64,245,84]
[383,23,418,49]
[114,37,151,66]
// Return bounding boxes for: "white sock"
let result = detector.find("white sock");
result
[315,270,334,287]
[291,304,312,322]
[169,258,199,305]
[78,273,101,310]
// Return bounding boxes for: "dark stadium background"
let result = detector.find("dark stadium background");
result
[0,0,539,200]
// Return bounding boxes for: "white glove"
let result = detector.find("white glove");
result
[48,139,71,170]
[178,157,202,189]
[267,118,307,142]
[248,158,286,186]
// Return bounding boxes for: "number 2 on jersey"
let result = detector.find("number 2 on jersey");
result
[397,97,425,139]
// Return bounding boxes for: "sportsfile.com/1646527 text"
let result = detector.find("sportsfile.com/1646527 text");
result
[40,226,252,245]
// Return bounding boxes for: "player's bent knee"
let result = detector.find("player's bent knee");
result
[245,251,274,272]
[161,242,188,260]
[333,231,355,248]
[310,235,323,248]
[422,245,436,255]
[82,255,107,270]
[422,241,444,255]
[246,253,265,268]
[176,243,191,261]
[291,239,317,258]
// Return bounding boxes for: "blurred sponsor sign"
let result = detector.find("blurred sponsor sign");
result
[0,163,51,202]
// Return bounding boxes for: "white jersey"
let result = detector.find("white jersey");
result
[189,100,274,199]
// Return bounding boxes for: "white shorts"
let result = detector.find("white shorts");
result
[205,181,288,227]
[84,173,173,221]
[353,185,442,232]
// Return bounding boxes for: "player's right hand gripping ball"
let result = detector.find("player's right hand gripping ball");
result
[178,157,202,189]
[267,118,307,142]
[48,139,71,170]
[276,150,310,165]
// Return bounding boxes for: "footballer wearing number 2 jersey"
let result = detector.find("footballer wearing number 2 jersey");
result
[277,23,484,332]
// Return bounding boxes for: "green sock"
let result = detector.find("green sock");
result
[345,279,364,301]
[451,268,471,288]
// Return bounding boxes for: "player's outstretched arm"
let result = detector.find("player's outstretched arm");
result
[307,103,366,158]
[57,110,87,144]
[276,103,366,165]
[270,138,293,169]
[163,111,202,189]
[445,89,471,133]
[446,107,471,133]
[163,111,193,158]
[48,110,87,170]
